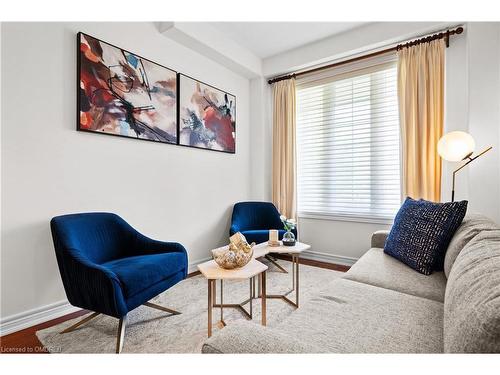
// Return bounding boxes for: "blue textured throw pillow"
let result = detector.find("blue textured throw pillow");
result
[384,197,468,275]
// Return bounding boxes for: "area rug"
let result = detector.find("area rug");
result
[36,259,343,353]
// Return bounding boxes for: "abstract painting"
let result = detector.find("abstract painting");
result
[178,74,236,153]
[78,32,177,144]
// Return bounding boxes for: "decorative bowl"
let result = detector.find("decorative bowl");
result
[212,247,254,270]
[212,232,255,269]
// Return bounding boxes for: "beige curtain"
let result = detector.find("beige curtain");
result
[272,78,296,219]
[398,39,445,202]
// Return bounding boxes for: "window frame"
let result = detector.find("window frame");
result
[295,56,401,224]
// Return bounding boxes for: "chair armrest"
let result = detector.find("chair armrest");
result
[371,230,390,248]
[133,232,188,256]
[202,321,325,353]
[229,223,240,236]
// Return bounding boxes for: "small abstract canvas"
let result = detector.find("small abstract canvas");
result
[178,74,236,153]
[78,32,177,144]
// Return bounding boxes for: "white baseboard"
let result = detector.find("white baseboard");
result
[300,249,358,267]
[0,300,79,337]
[0,256,211,336]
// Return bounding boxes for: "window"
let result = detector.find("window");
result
[296,59,401,222]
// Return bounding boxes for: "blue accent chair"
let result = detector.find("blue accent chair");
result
[50,212,188,353]
[230,202,297,272]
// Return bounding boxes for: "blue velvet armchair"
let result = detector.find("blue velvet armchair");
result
[230,202,297,272]
[50,212,188,353]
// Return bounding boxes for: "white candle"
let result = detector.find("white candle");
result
[269,229,278,242]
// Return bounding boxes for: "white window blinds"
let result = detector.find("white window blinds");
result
[296,59,401,221]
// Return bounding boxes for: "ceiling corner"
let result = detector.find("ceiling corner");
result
[158,22,263,79]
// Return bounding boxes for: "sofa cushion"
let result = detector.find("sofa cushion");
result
[343,248,447,302]
[282,279,443,353]
[384,197,468,275]
[103,252,187,298]
[444,214,499,278]
[444,230,500,353]
[202,322,325,353]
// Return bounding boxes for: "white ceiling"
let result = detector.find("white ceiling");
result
[208,22,368,59]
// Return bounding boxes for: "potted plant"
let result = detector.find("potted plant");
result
[280,215,296,246]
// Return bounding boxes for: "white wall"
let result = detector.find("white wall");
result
[442,26,469,202]
[441,23,500,217]
[249,77,272,200]
[296,219,389,263]
[465,23,500,220]
[0,22,251,319]
[254,22,500,265]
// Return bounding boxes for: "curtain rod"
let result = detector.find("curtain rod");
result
[267,26,464,85]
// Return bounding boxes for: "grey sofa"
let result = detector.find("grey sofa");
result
[202,214,500,353]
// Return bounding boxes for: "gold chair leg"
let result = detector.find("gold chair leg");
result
[143,302,181,315]
[60,312,100,334]
[144,302,182,315]
[116,315,127,354]
[265,254,288,273]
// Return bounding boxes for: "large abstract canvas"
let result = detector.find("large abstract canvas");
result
[78,32,177,144]
[178,74,236,153]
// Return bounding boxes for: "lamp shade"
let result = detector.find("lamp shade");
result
[438,131,475,162]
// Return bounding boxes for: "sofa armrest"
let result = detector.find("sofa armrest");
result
[202,321,324,353]
[371,230,390,249]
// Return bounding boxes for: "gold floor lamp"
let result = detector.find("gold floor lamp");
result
[438,131,493,202]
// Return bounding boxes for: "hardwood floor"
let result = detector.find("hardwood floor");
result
[0,258,348,354]
[0,310,90,354]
